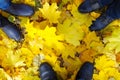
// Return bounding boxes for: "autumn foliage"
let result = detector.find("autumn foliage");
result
[0,0,120,80]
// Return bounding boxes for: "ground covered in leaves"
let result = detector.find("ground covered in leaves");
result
[0,0,120,80]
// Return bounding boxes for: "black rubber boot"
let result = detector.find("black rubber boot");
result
[4,3,34,16]
[39,62,57,80]
[0,14,23,41]
[76,62,94,80]
[89,0,120,31]
[78,0,114,13]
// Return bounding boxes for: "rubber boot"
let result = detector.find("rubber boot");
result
[78,0,114,13]
[89,0,120,31]
[39,62,57,80]
[0,14,23,41]
[76,62,94,80]
[0,0,34,16]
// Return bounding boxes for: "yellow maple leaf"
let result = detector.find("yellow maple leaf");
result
[82,31,104,53]
[38,26,64,50]
[40,2,61,24]
[21,67,40,80]
[104,27,120,53]
[33,20,49,30]
[73,0,83,7]
[54,63,68,80]
[23,19,39,39]
[60,44,76,59]
[0,46,8,62]
[20,47,36,67]
[0,69,7,80]
[93,55,120,80]
[0,68,12,80]
[57,18,84,46]
[42,47,58,64]
[94,55,117,71]
[93,68,120,80]
[67,4,92,26]
[2,50,26,69]
[79,49,96,63]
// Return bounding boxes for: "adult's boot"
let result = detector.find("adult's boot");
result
[0,0,34,16]
[78,0,114,13]
[76,62,94,80]
[39,62,57,80]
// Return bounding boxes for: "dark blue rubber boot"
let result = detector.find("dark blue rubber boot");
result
[76,62,94,80]
[78,0,114,13]
[0,0,34,16]
[4,3,34,16]
[39,62,57,80]
[89,0,120,31]
[0,14,23,41]
[0,0,11,10]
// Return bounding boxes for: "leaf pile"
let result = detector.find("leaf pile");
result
[0,0,120,80]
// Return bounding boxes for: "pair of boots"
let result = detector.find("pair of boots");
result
[78,0,120,31]
[0,0,34,41]
[39,62,94,80]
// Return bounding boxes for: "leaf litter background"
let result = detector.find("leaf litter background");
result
[0,0,120,80]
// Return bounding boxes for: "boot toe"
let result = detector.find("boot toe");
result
[1,24,23,42]
[89,13,114,31]
[89,20,105,31]
[39,62,57,80]
[76,62,94,80]
[0,15,23,41]
[78,0,102,13]
[78,0,92,13]
[5,4,34,16]
[40,62,53,73]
